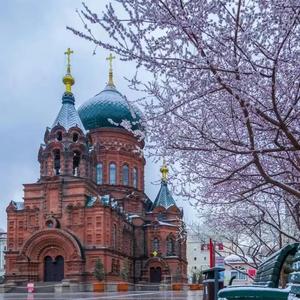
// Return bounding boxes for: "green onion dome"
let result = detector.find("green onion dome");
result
[78,84,143,131]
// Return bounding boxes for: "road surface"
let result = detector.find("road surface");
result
[0,291,203,300]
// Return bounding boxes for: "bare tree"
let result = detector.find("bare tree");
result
[194,188,300,267]
[68,1,300,245]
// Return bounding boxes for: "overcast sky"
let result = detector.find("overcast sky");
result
[0,0,197,230]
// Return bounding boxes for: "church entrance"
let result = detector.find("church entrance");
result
[150,267,162,283]
[44,255,64,282]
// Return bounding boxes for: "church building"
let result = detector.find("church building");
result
[5,49,187,284]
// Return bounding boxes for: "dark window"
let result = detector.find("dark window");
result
[194,257,197,261]
[152,238,159,251]
[73,151,81,176]
[122,165,129,185]
[56,131,62,141]
[53,149,61,175]
[167,236,175,256]
[109,163,117,184]
[72,133,79,142]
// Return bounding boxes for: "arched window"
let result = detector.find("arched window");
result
[109,163,117,185]
[122,164,129,185]
[73,151,81,176]
[53,149,61,175]
[152,238,159,251]
[72,132,79,142]
[167,236,175,256]
[56,131,62,141]
[96,163,103,184]
[133,167,138,188]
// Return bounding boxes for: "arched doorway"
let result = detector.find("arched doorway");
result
[18,229,83,282]
[44,255,64,282]
[150,267,162,283]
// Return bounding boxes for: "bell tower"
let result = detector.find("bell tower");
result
[38,48,92,179]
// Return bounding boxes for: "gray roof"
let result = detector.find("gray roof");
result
[151,181,177,210]
[11,201,24,211]
[86,194,110,207]
[52,92,85,131]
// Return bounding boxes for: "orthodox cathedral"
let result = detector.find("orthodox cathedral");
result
[5,49,187,284]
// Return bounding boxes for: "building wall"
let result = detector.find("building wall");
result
[144,210,187,282]
[186,233,231,282]
[5,126,187,283]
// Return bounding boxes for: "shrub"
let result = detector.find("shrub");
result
[192,272,197,284]
[94,258,105,281]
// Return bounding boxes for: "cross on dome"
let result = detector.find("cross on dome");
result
[106,53,116,87]
[63,48,75,93]
[64,48,74,73]
[106,53,116,69]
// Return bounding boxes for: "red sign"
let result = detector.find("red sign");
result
[248,269,256,277]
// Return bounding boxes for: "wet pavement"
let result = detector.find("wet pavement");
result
[0,291,203,300]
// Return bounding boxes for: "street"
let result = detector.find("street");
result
[0,291,203,300]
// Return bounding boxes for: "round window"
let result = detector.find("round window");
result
[46,220,54,228]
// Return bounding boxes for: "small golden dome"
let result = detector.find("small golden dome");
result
[63,74,75,93]
[160,160,169,182]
